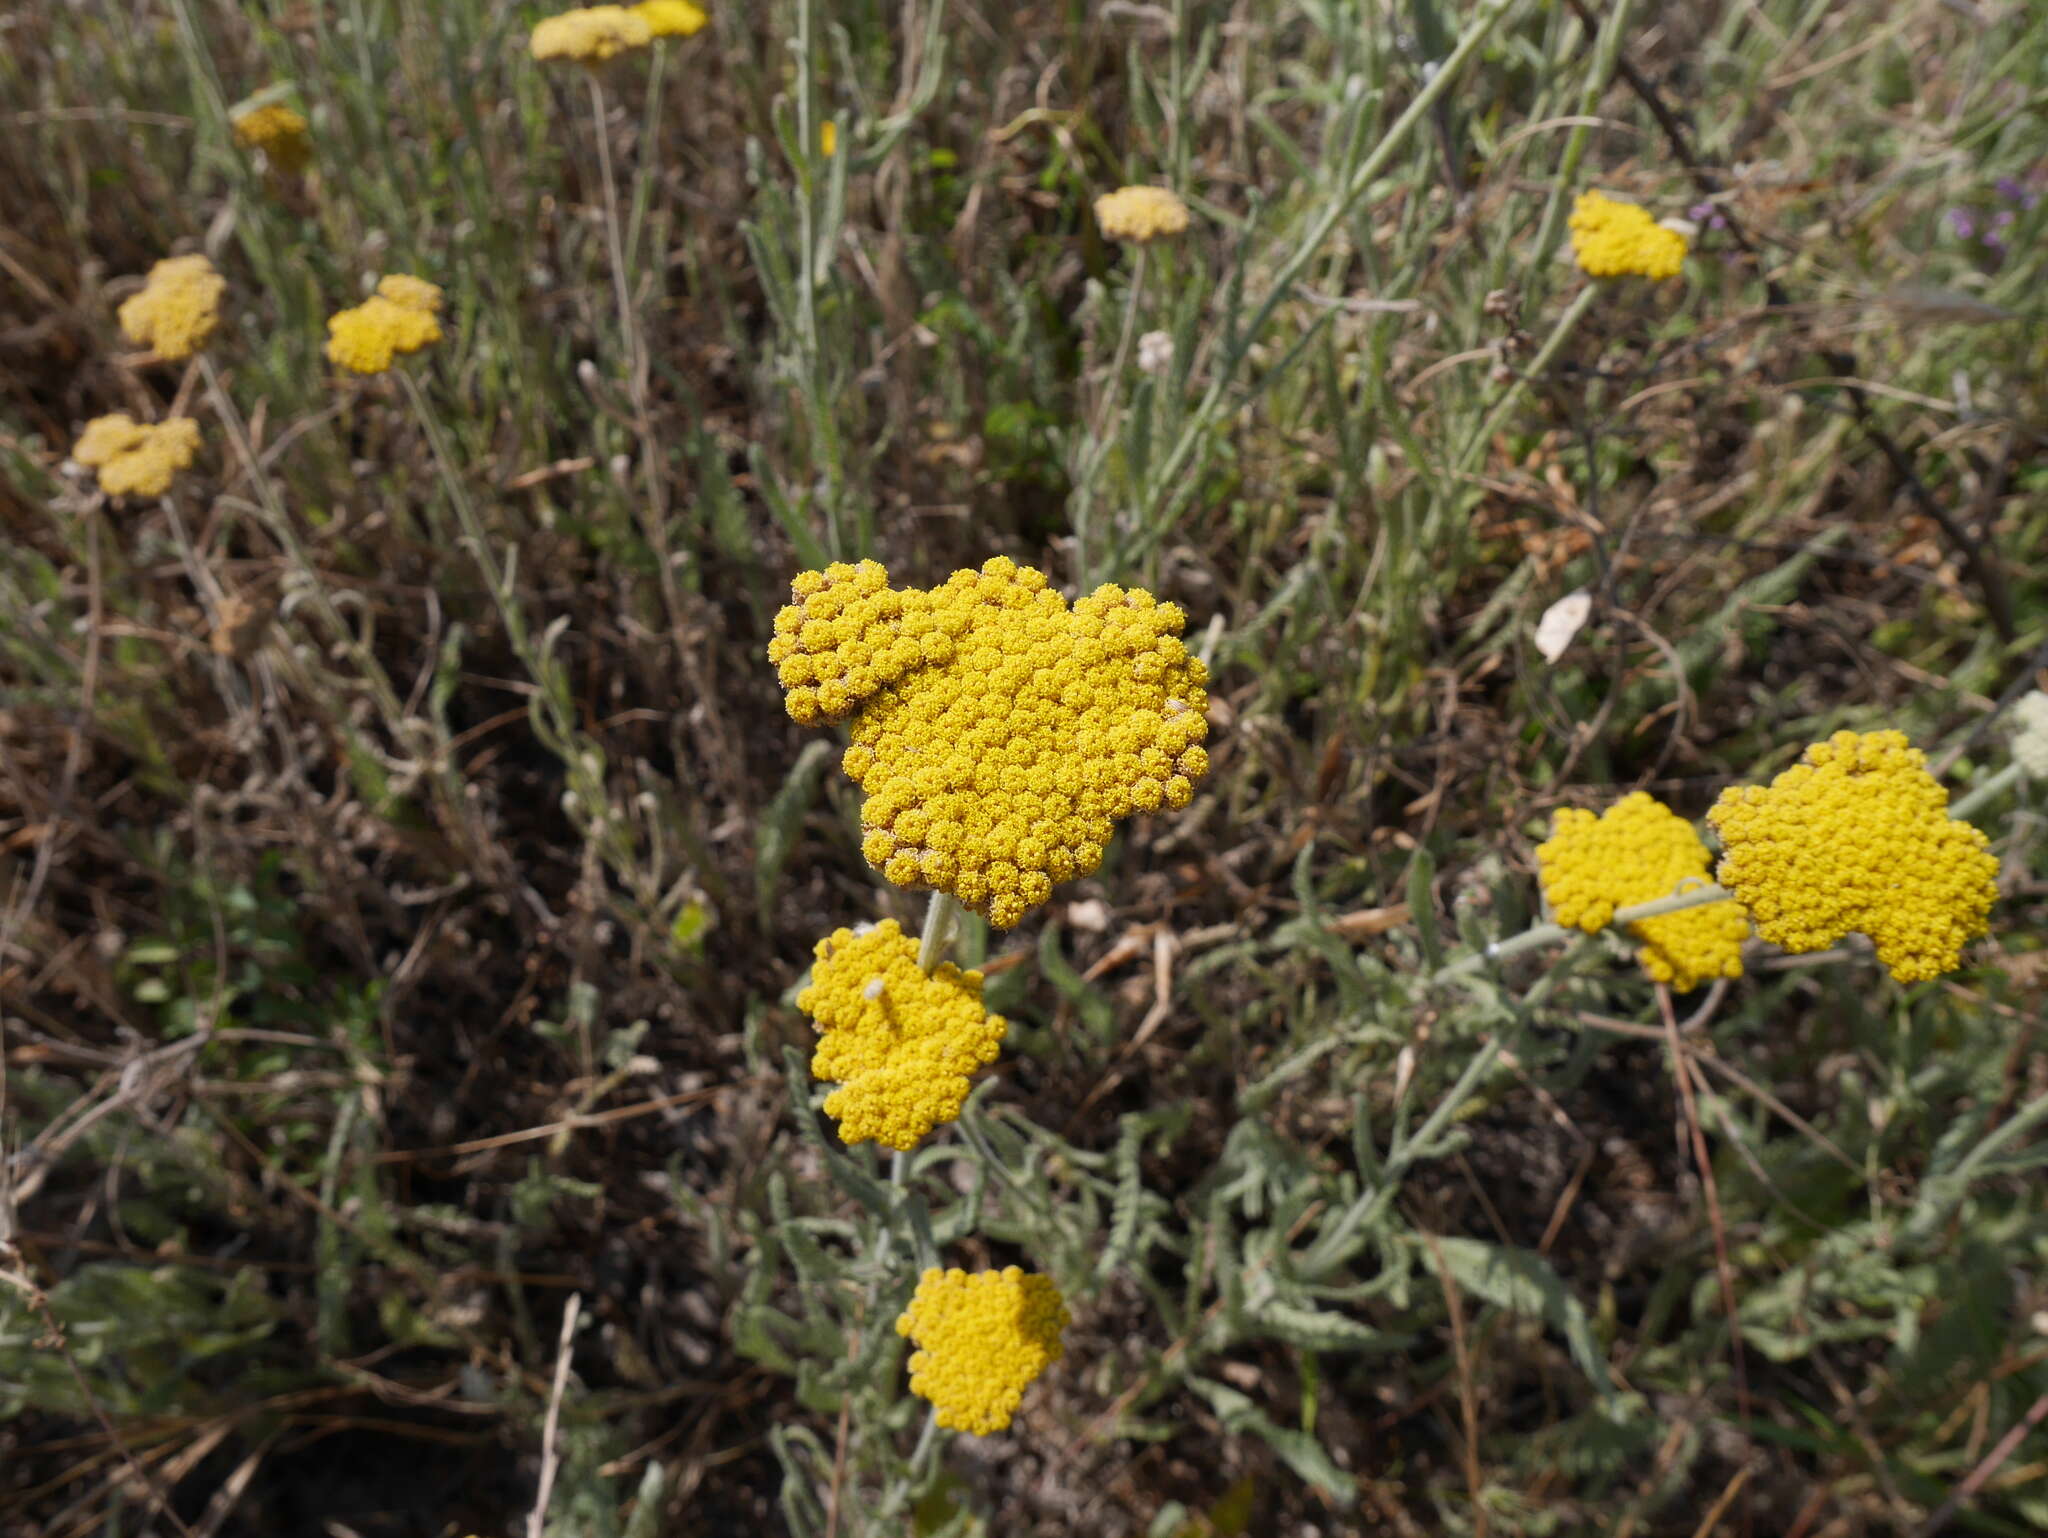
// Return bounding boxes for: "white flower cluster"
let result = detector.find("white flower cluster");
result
[2011,691,2048,779]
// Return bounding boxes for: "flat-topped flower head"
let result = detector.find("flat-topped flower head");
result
[796,920,1006,1151]
[231,103,311,172]
[529,4,654,62]
[1569,191,1688,281]
[1537,792,1747,991]
[767,557,1212,928]
[895,1265,1069,1435]
[1708,730,1998,983]
[373,273,444,314]
[73,414,201,499]
[117,254,225,361]
[1094,185,1191,244]
[632,0,707,35]
[325,273,444,375]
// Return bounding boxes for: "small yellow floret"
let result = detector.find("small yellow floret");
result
[1537,792,1747,992]
[768,558,1212,928]
[796,920,1007,1151]
[632,0,707,36]
[1093,185,1191,244]
[325,273,444,375]
[230,103,311,171]
[73,414,202,498]
[895,1265,1069,1435]
[116,254,225,361]
[529,5,654,61]
[1568,191,1688,281]
[1707,730,1998,984]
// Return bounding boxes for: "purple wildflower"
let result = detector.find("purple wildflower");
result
[1947,208,1976,239]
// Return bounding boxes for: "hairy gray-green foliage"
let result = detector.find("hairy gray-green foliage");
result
[7,0,2048,1533]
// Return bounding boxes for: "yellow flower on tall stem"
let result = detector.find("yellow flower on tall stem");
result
[1537,792,1747,992]
[895,1266,1069,1434]
[1093,185,1191,245]
[73,415,202,499]
[231,102,311,172]
[797,920,1006,1151]
[767,557,1211,929]
[1707,730,1998,983]
[117,254,225,361]
[325,274,445,376]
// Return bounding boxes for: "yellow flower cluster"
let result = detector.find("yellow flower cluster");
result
[1093,185,1191,245]
[117,254,224,361]
[1708,730,1998,984]
[231,103,311,172]
[325,274,445,375]
[634,0,708,35]
[73,414,202,499]
[895,1266,1069,1435]
[1537,792,1747,992]
[796,921,1007,1151]
[767,557,1211,929]
[530,1,701,61]
[531,5,651,60]
[1568,191,1688,281]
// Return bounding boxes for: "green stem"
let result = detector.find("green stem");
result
[875,1410,943,1523]
[917,891,961,972]
[870,1148,908,1272]
[909,1408,939,1475]
[1305,939,1593,1276]
[1950,759,2024,822]
[1433,881,1734,980]
[1138,0,1522,524]
[1527,0,1635,277]
[1460,282,1599,469]
[199,358,409,728]
[1079,245,1149,589]
[1942,1090,2048,1190]
[588,74,642,403]
[399,368,534,660]
[623,41,667,274]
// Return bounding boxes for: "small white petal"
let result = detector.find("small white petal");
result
[1534,590,1593,663]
